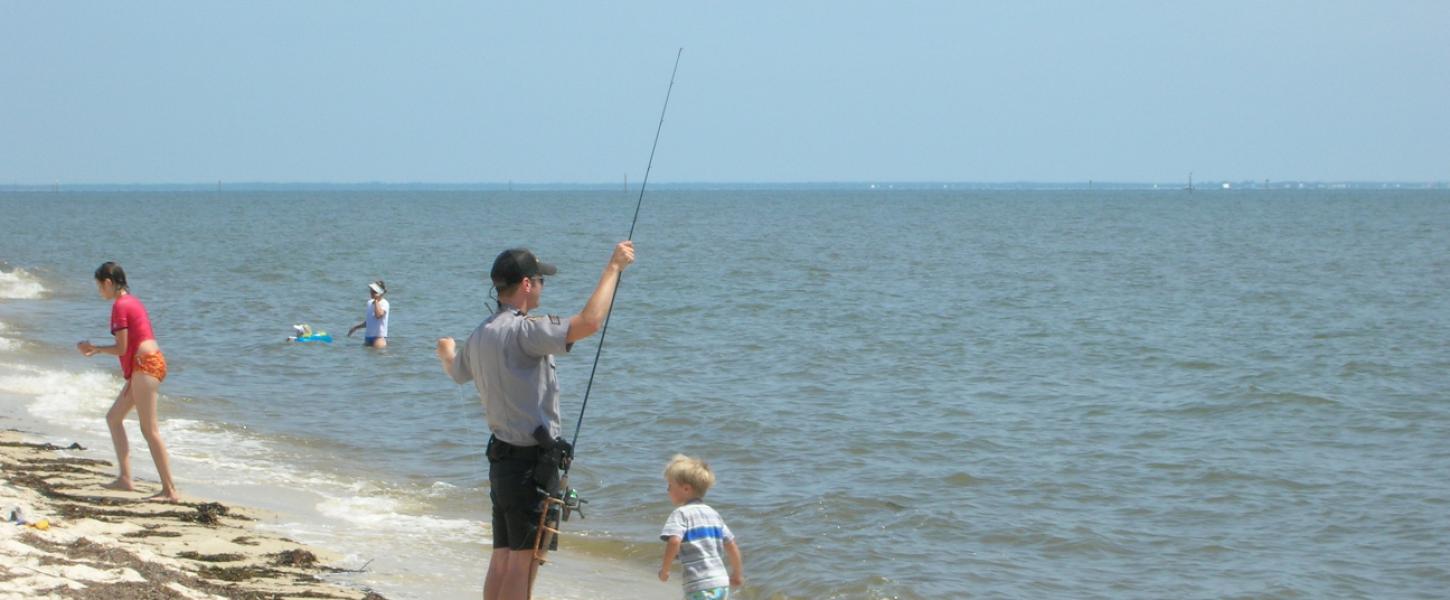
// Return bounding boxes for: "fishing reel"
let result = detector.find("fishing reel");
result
[539,486,587,551]
[536,485,588,555]
[560,486,587,521]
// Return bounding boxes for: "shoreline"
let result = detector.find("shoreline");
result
[0,384,677,600]
[1,429,385,599]
[0,296,680,600]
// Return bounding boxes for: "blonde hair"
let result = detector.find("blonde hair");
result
[663,454,716,497]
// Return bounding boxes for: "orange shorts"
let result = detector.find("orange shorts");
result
[134,352,168,383]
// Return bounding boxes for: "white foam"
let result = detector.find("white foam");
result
[425,480,459,497]
[0,365,120,430]
[0,268,48,300]
[156,414,486,544]
[312,486,484,543]
[0,320,16,352]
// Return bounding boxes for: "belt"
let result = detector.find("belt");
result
[487,436,542,462]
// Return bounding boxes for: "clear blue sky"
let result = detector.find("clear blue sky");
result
[3,1,1446,184]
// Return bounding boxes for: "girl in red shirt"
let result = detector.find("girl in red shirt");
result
[77,262,180,502]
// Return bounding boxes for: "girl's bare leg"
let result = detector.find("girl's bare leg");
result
[104,382,136,491]
[131,372,180,501]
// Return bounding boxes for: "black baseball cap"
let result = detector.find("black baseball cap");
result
[490,248,557,289]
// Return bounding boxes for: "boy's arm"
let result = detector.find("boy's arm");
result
[659,535,681,582]
[724,539,744,587]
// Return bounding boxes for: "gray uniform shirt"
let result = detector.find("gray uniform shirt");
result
[446,305,571,446]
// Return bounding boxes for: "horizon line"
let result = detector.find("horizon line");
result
[3,179,1447,192]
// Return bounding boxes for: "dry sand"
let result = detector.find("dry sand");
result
[0,430,386,600]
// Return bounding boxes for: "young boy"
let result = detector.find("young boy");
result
[659,454,744,599]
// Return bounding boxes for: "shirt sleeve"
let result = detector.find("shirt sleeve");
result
[720,520,735,542]
[660,509,686,541]
[110,299,129,334]
[448,337,473,384]
[517,314,570,358]
[378,298,389,314]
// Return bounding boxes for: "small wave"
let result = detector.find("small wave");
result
[0,266,49,300]
[1253,390,1341,407]
[424,481,459,498]
[314,492,484,543]
[943,472,986,487]
[1341,361,1395,377]
[0,365,120,427]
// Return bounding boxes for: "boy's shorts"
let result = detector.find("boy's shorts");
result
[686,588,729,600]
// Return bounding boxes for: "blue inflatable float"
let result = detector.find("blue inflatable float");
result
[288,324,332,344]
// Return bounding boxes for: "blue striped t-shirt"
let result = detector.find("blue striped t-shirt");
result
[661,500,735,593]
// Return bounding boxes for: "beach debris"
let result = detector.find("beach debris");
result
[123,526,182,538]
[271,548,319,567]
[197,564,311,583]
[0,440,85,451]
[195,565,258,582]
[4,434,379,600]
[5,505,50,529]
[185,502,229,525]
[324,558,374,574]
[6,469,137,508]
[178,551,246,562]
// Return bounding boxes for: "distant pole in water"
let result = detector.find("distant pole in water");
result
[1187,171,1194,193]
[624,173,628,193]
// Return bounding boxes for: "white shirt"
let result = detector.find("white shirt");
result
[365,298,389,338]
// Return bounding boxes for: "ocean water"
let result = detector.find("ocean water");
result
[1,188,1448,599]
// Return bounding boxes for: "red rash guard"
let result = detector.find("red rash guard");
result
[109,294,156,380]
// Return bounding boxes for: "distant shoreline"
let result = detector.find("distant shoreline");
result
[2,181,1447,192]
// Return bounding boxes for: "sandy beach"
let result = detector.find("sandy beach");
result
[0,430,385,599]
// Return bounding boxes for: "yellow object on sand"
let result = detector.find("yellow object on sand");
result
[29,519,49,530]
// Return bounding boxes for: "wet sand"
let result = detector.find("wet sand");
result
[0,430,386,599]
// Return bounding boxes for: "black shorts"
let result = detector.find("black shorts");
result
[487,440,559,550]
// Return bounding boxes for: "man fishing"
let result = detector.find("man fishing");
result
[436,240,634,600]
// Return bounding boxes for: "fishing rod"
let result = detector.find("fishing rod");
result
[570,47,682,458]
[531,49,683,573]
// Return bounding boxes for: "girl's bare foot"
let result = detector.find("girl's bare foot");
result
[146,490,182,503]
[102,478,134,492]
